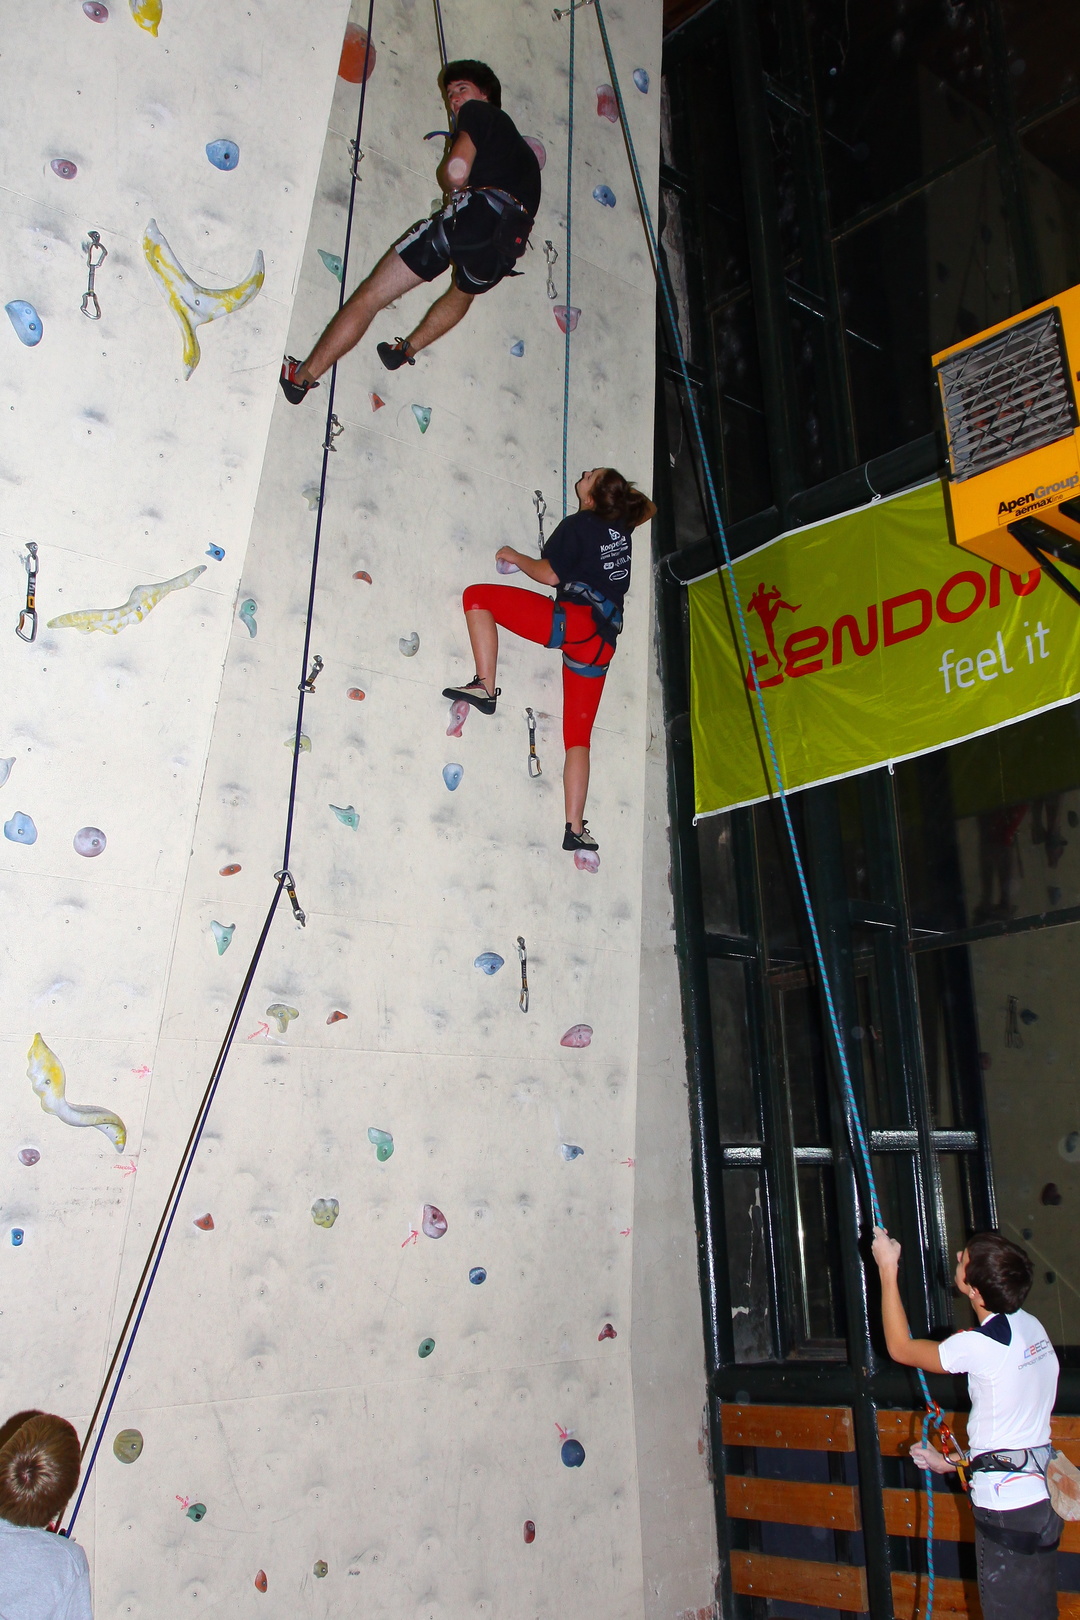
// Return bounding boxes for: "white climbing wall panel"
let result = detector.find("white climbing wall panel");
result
[0,1,717,1615]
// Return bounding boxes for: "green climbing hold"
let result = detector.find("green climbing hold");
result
[313,1560,328,1578]
[113,1429,143,1463]
[367,1126,394,1161]
[411,405,432,434]
[330,803,359,829]
[418,1337,435,1358]
[186,1502,207,1522]
[318,250,344,282]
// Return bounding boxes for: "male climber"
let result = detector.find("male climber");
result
[280,59,541,401]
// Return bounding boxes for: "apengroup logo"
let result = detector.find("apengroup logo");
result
[743,563,1049,693]
[996,472,1079,524]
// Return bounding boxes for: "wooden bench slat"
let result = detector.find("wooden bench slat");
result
[730,1551,867,1612]
[726,1475,860,1531]
[879,1409,1080,1460]
[893,1574,1080,1619]
[722,1403,855,1452]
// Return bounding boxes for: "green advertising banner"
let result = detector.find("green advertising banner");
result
[688,480,1080,818]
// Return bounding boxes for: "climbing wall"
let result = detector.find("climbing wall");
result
[1,2,717,1616]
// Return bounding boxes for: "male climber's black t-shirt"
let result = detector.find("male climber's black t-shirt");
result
[542,511,633,605]
[455,100,541,217]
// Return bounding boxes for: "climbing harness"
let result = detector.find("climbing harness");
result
[64,0,377,1533]
[81,231,107,320]
[15,542,38,642]
[517,936,529,1012]
[568,5,945,1608]
[547,581,623,674]
[543,240,559,301]
[534,489,548,551]
[526,708,542,777]
[299,653,324,693]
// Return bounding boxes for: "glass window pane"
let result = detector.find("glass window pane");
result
[756,798,805,955]
[1000,0,1080,119]
[713,291,774,522]
[698,813,741,934]
[708,958,760,1142]
[795,1164,845,1343]
[1021,105,1080,301]
[723,1168,777,1361]
[775,977,831,1146]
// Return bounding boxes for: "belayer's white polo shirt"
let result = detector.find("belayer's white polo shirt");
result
[939,1308,1059,1509]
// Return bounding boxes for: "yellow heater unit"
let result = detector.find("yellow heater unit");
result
[933,283,1080,577]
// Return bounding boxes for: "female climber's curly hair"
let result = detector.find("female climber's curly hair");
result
[440,59,502,108]
[589,469,653,530]
[0,1411,81,1528]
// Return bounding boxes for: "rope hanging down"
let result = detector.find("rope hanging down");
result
[560,0,576,518]
[431,0,448,72]
[583,4,942,1611]
[64,4,378,1534]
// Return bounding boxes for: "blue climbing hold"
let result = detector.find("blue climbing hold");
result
[206,544,225,561]
[560,1143,584,1161]
[633,68,650,93]
[4,812,37,845]
[443,763,463,791]
[561,1439,586,1468]
[6,302,43,347]
[330,804,360,830]
[412,405,432,434]
[206,140,240,171]
[474,952,504,975]
[318,250,344,283]
[510,339,525,357]
[469,1267,487,1285]
[239,599,257,637]
[593,186,616,208]
[11,1229,24,1247]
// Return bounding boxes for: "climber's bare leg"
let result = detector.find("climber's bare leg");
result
[297,248,423,383]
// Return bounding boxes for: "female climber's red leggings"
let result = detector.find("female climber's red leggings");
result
[462,584,614,749]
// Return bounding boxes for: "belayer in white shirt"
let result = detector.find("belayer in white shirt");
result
[0,1410,92,1620]
[871,1228,1061,1620]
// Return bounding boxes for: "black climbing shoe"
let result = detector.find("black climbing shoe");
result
[280,356,319,404]
[442,676,499,716]
[377,337,416,371]
[563,821,599,852]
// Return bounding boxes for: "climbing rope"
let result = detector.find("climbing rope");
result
[431,0,448,72]
[561,0,576,517]
[63,4,378,1534]
[584,5,941,1610]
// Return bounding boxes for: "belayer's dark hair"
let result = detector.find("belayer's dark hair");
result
[963,1231,1034,1315]
[0,1411,81,1528]
[590,468,652,530]
[440,60,502,108]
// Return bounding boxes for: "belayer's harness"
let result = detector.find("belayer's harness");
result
[965,1445,1062,1553]
[546,580,624,676]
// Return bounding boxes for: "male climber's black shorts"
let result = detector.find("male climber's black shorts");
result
[395,193,528,295]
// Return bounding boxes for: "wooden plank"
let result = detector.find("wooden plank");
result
[879,1409,1080,1462]
[730,1551,867,1612]
[721,1403,854,1451]
[725,1475,860,1531]
[884,1487,1080,1553]
[893,1576,1080,1620]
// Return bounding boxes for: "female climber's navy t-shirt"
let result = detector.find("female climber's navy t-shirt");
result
[542,511,632,605]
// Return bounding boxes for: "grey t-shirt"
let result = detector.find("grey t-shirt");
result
[0,1518,92,1620]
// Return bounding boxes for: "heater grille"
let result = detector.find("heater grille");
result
[936,306,1077,481]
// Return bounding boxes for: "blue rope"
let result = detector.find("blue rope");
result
[561,0,575,517]
[588,6,936,1610]
[920,1407,936,1620]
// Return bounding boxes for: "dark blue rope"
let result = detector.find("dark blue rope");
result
[589,6,936,1610]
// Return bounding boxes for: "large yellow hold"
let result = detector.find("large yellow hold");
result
[27,1034,127,1149]
[129,0,162,35]
[143,219,264,378]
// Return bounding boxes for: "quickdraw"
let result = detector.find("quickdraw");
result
[300,654,324,693]
[517,936,529,1013]
[81,230,107,320]
[274,869,307,928]
[16,542,38,643]
[526,708,542,777]
[533,489,548,551]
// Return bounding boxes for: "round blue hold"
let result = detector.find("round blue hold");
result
[474,952,505,975]
[206,140,240,171]
[443,763,463,791]
[5,302,43,347]
[633,68,650,93]
[4,812,37,845]
[469,1267,487,1285]
[11,1229,24,1247]
[593,185,616,208]
[561,1439,586,1468]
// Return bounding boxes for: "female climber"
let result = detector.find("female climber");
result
[442,467,655,853]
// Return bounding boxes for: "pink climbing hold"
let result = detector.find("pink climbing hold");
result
[523,137,547,169]
[523,1520,536,1543]
[596,84,618,122]
[422,1204,448,1239]
[353,570,372,582]
[254,1571,268,1593]
[193,1214,214,1231]
[446,699,470,738]
[553,306,580,335]
[338,23,376,84]
[326,1010,348,1024]
[347,688,366,700]
[560,1024,593,1048]
[598,1323,617,1341]
[574,850,600,874]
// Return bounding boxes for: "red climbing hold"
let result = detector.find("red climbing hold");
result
[193,1214,215,1231]
[598,1323,617,1341]
[523,1520,536,1543]
[353,570,372,582]
[326,1011,348,1024]
[347,688,366,701]
[254,1571,267,1593]
[338,23,376,84]
[370,393,385,411]
[219,863,241,876]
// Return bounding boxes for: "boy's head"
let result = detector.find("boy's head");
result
[0,1411,81,1528]
[440,59,501,110]
[956,1231,1034,1315]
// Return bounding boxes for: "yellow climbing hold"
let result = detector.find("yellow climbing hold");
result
[142,219,264,379]
[129,0,161,33]
[27,1034,127,1149]
[48,567,206,635]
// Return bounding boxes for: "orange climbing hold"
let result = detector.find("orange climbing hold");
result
[347,688,366,701]
[254,1571,267,1593]
[370,393,385,411]
[338,23,376,83]
[353,570,372,582]
[326,1011,348,1024]
[219,863,241,876]
[193,1214,215,1231]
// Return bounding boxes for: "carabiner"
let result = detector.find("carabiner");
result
[525,708,542,778]
[15,543,38,643]
[81,231,107,321]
